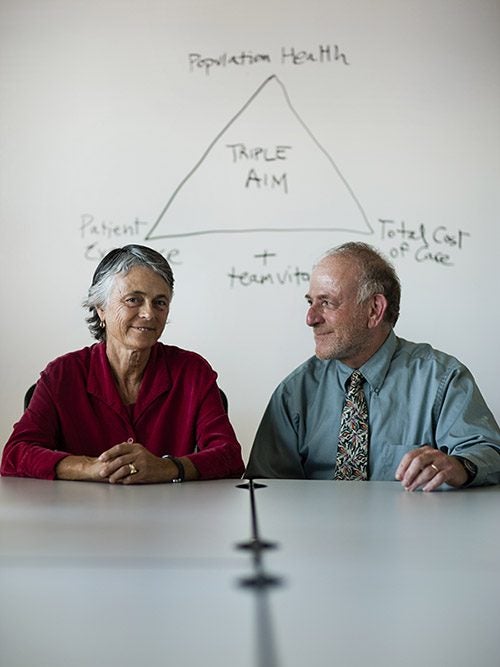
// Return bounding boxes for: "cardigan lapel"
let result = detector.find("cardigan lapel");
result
[87,342,172,421]
[87,343,126,417]
[133,343,172,421]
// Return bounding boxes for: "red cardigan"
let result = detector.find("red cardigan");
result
[1,342,244,480]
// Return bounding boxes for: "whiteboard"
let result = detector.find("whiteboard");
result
[1,0,499,463]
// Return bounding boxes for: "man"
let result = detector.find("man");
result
[246,242,500,491]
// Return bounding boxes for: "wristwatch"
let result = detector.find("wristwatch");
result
[162,455,185,483]
[454,456,478,486]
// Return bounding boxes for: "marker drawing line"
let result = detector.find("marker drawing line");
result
[148,226,374,239]
[275,76,373,235]
[145,74,373,240]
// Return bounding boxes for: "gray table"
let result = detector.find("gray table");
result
[1,478,499,666]
[253,480,500,667]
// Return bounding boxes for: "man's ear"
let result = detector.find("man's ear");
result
[367,294,388,329]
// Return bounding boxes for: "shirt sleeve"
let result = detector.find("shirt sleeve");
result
[434,364,500,486]
[245,383,306,479]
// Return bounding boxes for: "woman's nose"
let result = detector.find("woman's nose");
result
[139,302,154,318]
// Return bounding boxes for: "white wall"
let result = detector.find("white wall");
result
[1,0,499,461]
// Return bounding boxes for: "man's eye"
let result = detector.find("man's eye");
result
[155,300,168,308]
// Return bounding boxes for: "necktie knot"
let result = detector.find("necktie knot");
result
[347,370,364,393]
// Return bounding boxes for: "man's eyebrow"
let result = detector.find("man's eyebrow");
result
[305,293,331,300]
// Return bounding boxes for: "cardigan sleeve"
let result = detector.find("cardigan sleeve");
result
[135,344,245,480]
[0,377,70,479]
[176,363,245,480]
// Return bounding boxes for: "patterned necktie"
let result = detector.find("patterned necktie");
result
[334,370,369,480]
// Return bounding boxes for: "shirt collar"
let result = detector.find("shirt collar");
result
[335,330,397,393]
[359,330,397,393]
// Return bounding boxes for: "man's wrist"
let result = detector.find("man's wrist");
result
[453,456,478,487]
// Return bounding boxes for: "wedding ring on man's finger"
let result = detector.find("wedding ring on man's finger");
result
[430,463,439,473]
[129,463,138,475]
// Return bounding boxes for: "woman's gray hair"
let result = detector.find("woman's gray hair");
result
[83,244,175,341]
[322,242,401,326]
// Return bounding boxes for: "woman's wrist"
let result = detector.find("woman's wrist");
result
[55,455,100,481]
[162,455,185,482]
[161,455,200,482]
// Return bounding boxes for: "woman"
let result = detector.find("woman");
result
[1,245,245,483]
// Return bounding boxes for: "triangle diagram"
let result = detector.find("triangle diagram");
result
[145,75,373,240]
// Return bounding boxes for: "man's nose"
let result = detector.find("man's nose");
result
[306,304,323,327]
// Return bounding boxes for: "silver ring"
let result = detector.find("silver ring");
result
[129,463,138,475]
[430,463,439,473]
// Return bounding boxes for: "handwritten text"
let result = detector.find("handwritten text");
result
[379,218,470,266]
[228,251,309,288]
[189,44,349,75]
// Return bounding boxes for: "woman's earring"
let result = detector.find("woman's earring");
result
[100,320,106,329]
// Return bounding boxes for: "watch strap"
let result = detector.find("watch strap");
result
[162,455,185,483]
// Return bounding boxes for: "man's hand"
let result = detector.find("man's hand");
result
[395,445,468,491]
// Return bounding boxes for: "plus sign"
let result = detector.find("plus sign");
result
[254,250,277,266]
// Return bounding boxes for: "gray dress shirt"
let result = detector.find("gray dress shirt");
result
[246,331,500,485]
